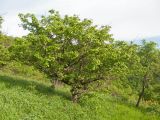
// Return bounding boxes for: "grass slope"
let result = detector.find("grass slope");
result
[0,74,159,120]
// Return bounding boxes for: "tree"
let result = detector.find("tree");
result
[11,10,116,102]
[110,41,142,98]
[135,41,159,107]
[111,41,160,107]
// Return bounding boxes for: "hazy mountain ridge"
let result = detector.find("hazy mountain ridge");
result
[130,36,160,46]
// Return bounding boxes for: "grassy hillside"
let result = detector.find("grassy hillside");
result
[0,74,159,120]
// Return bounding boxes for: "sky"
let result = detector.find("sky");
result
[0,0,160,40]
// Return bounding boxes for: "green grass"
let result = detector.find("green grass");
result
[0,74,159,120]
[0,61,49,83]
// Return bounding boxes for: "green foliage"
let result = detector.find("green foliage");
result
[0,61,49,82]
[0,34,13,67]
[134,41,160,107]
[104,40,160,107]
[11,10,117,102]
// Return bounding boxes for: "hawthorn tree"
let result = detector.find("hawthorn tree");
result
[115,41,160,107]
[135,41,159,107]
[110,41,142,98]
[11,10,116,102]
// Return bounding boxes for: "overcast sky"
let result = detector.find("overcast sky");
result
[0,0,160,40]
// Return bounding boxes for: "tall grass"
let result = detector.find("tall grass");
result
[0,74,159,120]
[0,61,49,82]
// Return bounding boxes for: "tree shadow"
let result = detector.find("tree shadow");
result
[0,75,71,101]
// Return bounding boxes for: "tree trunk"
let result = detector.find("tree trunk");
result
[136,85,145,107]
[136,74,147,107]
[71,93,79,103]
[70,85,82,103]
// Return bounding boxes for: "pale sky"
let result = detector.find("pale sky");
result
[0,0,160,40]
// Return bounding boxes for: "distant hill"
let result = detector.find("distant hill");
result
[131,36,160,47]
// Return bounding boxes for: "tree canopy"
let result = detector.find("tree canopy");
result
[11,10,120,102]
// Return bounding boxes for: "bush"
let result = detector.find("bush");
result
[0,61,49,83]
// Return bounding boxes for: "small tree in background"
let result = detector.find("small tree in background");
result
[135,41,159,107]
[111,41,160,107]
